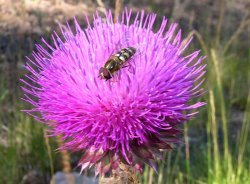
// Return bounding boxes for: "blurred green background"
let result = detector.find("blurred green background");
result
[0,0,249,183]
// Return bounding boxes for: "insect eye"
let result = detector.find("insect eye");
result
[99,67,111,79]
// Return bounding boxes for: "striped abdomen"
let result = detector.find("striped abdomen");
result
[99,47,136,80]
[113,47,136,65]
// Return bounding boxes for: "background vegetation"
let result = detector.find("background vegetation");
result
[0,0,249,183]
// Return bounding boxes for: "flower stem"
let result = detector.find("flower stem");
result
[99,163,140,184]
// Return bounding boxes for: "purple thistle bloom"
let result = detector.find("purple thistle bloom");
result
[21,9,206,175]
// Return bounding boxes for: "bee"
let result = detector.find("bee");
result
[99,47,136,80]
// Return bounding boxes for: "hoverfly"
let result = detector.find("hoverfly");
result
[99,47,136,81]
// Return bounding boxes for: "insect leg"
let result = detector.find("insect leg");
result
[110,72,120,82]
[127,61,136,73]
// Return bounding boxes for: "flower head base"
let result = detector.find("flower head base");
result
[21,9,206,175]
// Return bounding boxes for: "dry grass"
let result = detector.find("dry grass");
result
[0,0,96,34]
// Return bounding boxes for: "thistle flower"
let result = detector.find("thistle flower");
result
[21,9,206,175]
